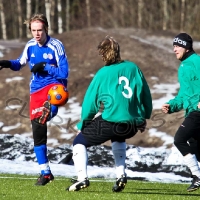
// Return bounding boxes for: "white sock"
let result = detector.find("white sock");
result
[39,162,50,175]
[73,144,88,181]
[112,141,126,178]
[183,154,200,177]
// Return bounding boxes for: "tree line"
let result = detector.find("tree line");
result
[0,0,199,40]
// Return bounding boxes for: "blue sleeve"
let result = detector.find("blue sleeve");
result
[9,60,23,71]
[43,41,69,79]
[44,54,69,79]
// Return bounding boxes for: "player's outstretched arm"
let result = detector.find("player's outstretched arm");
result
[0,60,11,70]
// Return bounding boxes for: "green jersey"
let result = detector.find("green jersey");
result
[167,53,200,116]
[77,60,152,130]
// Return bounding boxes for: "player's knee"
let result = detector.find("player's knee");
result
[112,141,126,150]
[174,139,183,151]
[73,133,90,147]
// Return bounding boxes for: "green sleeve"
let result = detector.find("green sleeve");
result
[137,69,152,119]
[77,74,100,130]
[167,89,183,113]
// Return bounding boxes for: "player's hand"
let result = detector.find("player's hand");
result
[0,60,11,70]
[162,104,170,113]
[31,62,46,73]
[76,130,81,135]
[198,102,200,109]
[136,120,147,133]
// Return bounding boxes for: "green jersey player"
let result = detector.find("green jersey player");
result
[66,36,152,192]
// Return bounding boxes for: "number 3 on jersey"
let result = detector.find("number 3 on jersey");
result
[119,76,133,98]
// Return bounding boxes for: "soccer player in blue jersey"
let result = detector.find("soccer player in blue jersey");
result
[0,14,69,185]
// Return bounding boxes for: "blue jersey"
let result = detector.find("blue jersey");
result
[9,35,69,94]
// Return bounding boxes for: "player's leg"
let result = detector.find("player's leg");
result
[32,119,54,185]
[112,141,126,178]
[67,117,137,192]
[66,116,118,191]
[188,138,200,162]
[30,84,57,186]
[111,140,127,192]
[39,100,58,124]
[197,139,200,165]
[111,122,137,192]
[174,112,200,192]
[66,133,90,191]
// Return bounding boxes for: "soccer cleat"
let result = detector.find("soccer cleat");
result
[187,175,200,192]
[112,175,127,192]
[66,178,90,191]
[39,101,51,124]
[35,173,54,186]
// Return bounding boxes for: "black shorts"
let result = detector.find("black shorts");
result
[81,115,137,146]
[174,111,200,156]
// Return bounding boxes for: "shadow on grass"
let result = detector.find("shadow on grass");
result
[124,188,200,196]
[68,190,200,197]
[76,187,200,197]
[126,192,200,197]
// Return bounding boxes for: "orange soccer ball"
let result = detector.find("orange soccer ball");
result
[47,85,69,106]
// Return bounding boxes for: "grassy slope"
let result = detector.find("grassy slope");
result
[0,174,199,200]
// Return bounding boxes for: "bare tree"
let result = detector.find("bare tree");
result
[0,0,7,39]
[86,0,91,27]
[113,0,117,19]
[180,0,185,31]
[17,0,23,38]
[50,0,55,34]
[138,0,143,28]
[35,0,39,14]
[98,0,103,27]
[57,0,63,33]
[119,2,125,27]
[162,0,168,30]
[66,0,70,32]
[26,0,32,38]
[45,0,52,34]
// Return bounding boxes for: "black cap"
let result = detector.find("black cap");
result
[173,33,193,50]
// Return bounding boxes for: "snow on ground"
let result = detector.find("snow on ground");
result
[0,37,195,184]
[0,159,191,183]
[0,76,190,183]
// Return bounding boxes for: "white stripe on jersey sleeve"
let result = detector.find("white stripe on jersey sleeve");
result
[49,38,65,56]
[19,39,37,66]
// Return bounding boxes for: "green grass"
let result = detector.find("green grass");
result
[0,174,200,200]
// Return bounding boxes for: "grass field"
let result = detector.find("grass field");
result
[0,174,200,200]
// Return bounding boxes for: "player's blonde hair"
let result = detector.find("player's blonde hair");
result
[97,36,121,65]
[24,13,48,34]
